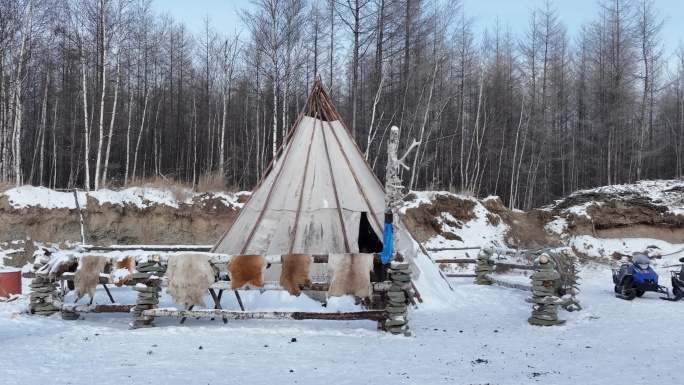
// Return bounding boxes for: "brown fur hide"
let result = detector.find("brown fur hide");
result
[73,256,108,300]
[166,254,216,308]
[109,256,136,287]
[228,255,266,290]
[279,254,312,296]
[327,253,374,299]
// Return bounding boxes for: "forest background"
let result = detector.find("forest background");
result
[2,0,684,210]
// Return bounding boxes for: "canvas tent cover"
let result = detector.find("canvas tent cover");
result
[213,80,392,256]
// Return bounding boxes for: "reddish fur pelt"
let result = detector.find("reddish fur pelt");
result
[327,253,374,299]
[228,255,266,290]
[279,254,312,296]
[166,254,216,308]
[109,256,135,287]
[73,256,108,300]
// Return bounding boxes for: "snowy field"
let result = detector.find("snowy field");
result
[1,261,682,385]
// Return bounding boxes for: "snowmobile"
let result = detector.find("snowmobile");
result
[668,257,684,301]
[612,254,670,300]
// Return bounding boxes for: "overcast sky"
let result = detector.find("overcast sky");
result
[153,0,684,58]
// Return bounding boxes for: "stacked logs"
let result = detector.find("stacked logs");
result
[384,261,412,336]
[526,254,565,326]
[474,250,493,285]
[130,259,165,329]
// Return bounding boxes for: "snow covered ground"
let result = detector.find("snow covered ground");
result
[2,184,684,384]
[1,262,682,385]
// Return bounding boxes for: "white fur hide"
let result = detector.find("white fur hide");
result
[327,253,374,299]
[73,256,108,300]
[166,254,216,308]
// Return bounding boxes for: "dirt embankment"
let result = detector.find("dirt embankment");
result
[402,193,560,248]
[402,194,476,243]
[551,192,684,243]
[4,185,684,268]
[0,194,244,267]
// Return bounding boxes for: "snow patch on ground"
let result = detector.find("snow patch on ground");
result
[545,217,568,235]
[397,190,434,214]
[5,186,78,209]
[549,179,684,216]
[2,185,247,210]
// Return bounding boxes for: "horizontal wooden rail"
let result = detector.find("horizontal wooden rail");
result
[23,271,161,285]
[211,281,392,292]
[23,272,391,294]
[493,262,535,271]
[32,252,382,268]
[426,246,481,252]
[52,301,135,313]
[435,259,476,264]
[83,245,214,252]
[488,276,532,291]
[434,259,534,270]
[142,308,387,321]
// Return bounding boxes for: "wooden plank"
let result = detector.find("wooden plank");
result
[142,308,387,321]
[492,262,535,270]
[488,276,532,291]
[210,281,392,292]
[83,245,213,252]
[24,272,393,293]
[23,272,162,286]
[52,301,135,313]
[434,259,477,264]
[30,252,383,270]
[427,246,482,252]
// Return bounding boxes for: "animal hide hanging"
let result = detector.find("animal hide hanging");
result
[73,256,108,301]
[279,254,312,296]
[109,256,136,287]
[166,254,216,308]
[327,253,374,299]
[228,255,267,290]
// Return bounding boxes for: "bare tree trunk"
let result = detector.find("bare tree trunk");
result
[365,74,384,160]
[132,91,149,181]
[102,44,121,188]
[509,96,525,209]
[80,38,91,190]
[51,100,58,189]
[124,94,133,184]
[10,0,34,186]
[409,59,438,189]
[94,0,108,190]
[30,69,50,185]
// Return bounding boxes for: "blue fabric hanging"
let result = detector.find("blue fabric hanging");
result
[380,222,394,264]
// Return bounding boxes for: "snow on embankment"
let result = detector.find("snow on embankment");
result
[4,185,246,210]
[0,186,249,266]
[397,191,511,308]
[543,180,684,266]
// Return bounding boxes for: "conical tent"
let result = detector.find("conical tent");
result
[213,79,391,256]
